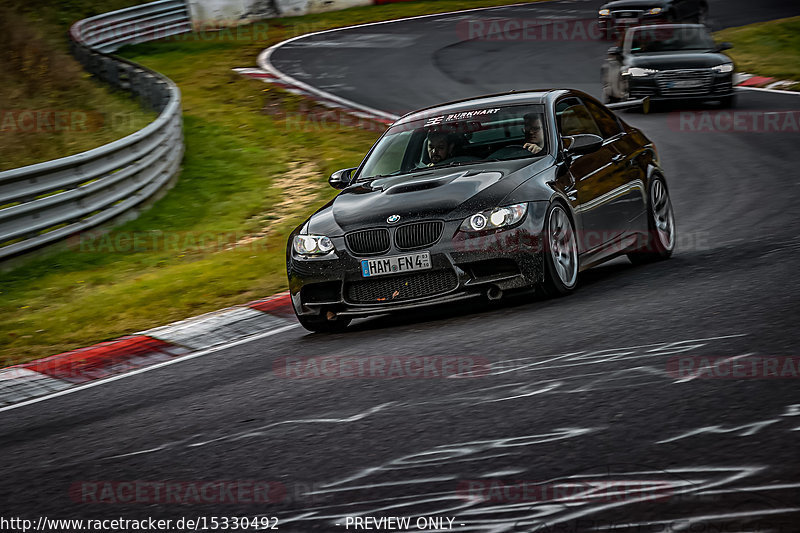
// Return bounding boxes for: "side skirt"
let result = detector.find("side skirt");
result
[578,232,642,271]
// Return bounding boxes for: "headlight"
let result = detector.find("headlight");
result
[293,234,334,256]
[624,67,658,77]
[712,63,734,73]
[646,7,663,15]
[460,203,528,233]
[599,8,611,16]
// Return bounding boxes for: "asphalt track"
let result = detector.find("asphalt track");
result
[3,1,800,531]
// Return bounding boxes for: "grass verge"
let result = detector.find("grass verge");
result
[715,16,800,90]
[0,2,155,170]
[1,0,543,365]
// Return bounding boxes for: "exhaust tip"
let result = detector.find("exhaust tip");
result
[486,286,503,301]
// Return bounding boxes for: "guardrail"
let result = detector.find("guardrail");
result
[0,0,190,261]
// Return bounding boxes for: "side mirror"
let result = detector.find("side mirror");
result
[329,168,355,189]
[562,134,604,155]
[715,42,733,52]
[607,46,622,58]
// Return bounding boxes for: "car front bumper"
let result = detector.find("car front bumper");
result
[627,72,735,101]
[287,203,549,319]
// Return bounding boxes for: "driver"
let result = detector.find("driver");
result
[426,131,456,166]
[523,113,545,155]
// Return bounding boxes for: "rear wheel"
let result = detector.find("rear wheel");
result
[539,203,578,296]
[297,312,351,333]
[628,176,676,264]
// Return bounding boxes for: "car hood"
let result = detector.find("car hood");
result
[306,158,552,236]
[602,0,667,9]
[629,51,730,70]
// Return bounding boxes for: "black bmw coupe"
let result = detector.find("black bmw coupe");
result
[287,90,676,332]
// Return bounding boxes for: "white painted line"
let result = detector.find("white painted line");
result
[257,2,537,122]
[0,323,299,414]
[737,86,800,96]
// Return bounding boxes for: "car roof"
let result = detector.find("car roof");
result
[394,90,563,125]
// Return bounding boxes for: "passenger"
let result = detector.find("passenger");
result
[426,131,456,166]
[522,113,545,154]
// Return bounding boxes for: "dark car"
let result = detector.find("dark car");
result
[598,0,708,38]
[602,24,736,106]
[286,90,676,332]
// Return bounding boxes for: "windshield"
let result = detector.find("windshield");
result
[628,26,714,54]
[357,105,547,180]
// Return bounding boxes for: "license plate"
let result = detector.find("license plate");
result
[672,79,704,88]
[361,252,431,277]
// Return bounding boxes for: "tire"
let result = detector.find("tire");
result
[628,176,676,264]
[297,312,352,333]
[539,203,579,297]
[603,77,619,104]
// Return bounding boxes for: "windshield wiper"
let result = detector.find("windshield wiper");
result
[442,160,486,168]
[406,166,437,174]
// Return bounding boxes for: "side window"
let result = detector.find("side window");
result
[555,98,602,138]
[584,99,623,139]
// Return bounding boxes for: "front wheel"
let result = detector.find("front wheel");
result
[602,76,619,104]
[539,203,579,297]
[297,312,352,333]
[628,176,676,264]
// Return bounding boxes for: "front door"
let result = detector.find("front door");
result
[556,97,629,251]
